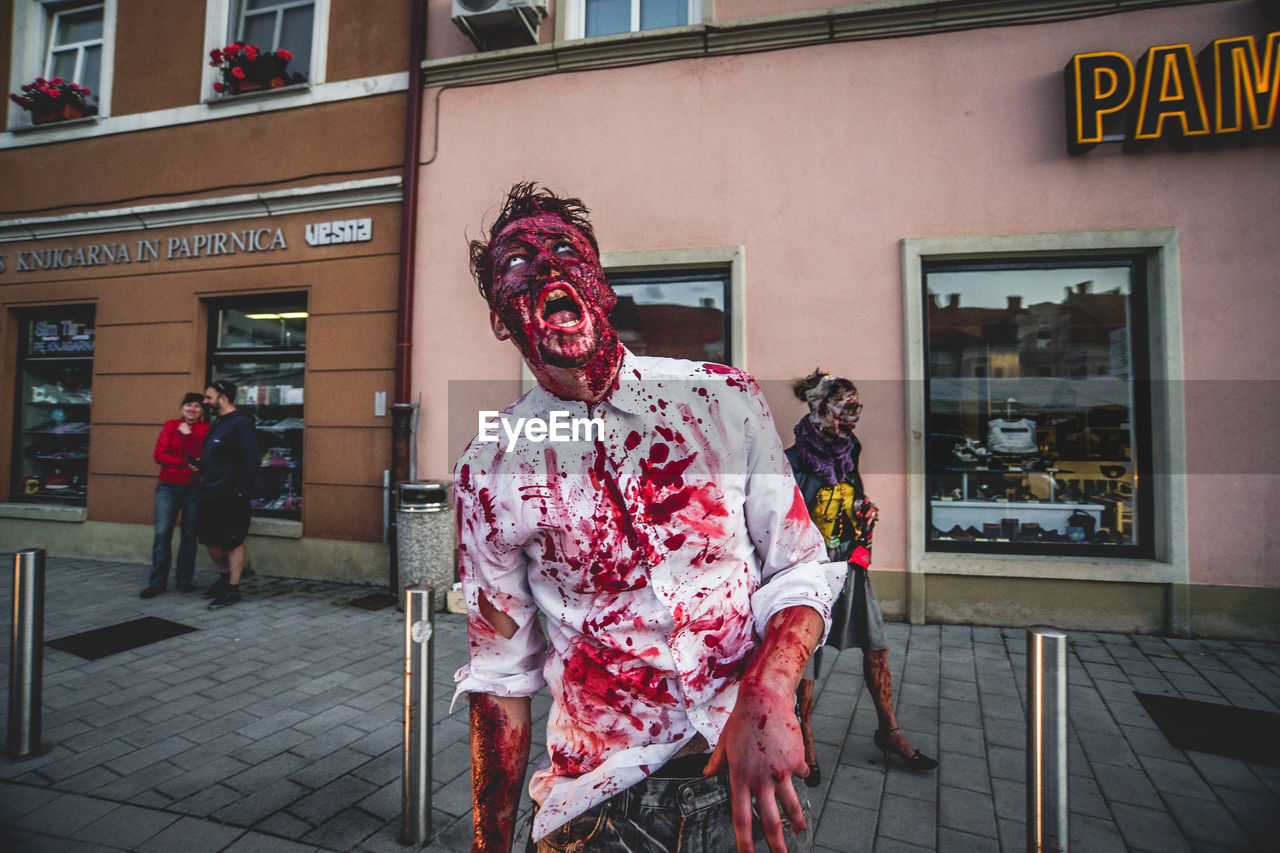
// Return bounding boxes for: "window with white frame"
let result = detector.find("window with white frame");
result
[231,0,315,80]
[44,3,104,98]
[569,0,701,39]
[6,1,115,126]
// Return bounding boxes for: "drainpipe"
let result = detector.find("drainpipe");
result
[391,0,429,590]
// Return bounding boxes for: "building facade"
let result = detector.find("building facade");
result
[5,0,1276,639]
[0,0,413,582]
[414,0,1280,638]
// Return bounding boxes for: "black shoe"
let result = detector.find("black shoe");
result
[874,729,938,772]
[139,586,164,599]
[207,590,241,610]
[176,582,197,593]
[203,577,228,599]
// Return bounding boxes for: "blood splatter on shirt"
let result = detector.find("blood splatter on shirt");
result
[453,349,842,840]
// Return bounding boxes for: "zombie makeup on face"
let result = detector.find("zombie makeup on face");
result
[487,212,622,396]
[815,391,862,439]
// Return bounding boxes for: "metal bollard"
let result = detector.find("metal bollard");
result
[1026,626,1068,853]
[402,585,434,845]
[8,549,46,760]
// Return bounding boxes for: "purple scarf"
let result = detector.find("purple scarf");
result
[792,417,856,487]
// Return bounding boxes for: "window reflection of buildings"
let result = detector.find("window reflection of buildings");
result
[611,294,726,364]
[928,283,1127,381]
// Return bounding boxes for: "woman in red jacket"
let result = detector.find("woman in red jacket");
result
[141,393,210,598]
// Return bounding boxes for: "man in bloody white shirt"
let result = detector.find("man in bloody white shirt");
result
[453,183,845,853]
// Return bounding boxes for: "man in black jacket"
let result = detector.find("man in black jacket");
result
[197,379,260,610]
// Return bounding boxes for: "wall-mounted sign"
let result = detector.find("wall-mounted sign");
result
[306,218,372,246]
[27,317,95,355]
[1065,31,1279,153]
[0,227,288,274]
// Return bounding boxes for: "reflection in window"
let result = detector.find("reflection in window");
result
[46,3,103,97]
[607,270,730,365]
[13,307,95,505]
[584,0,694,37]
[210,298,307,518]
[924,261,1149,554]
[217,306,308,350]
[234,0,313,79]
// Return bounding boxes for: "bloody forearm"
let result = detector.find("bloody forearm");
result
[470,693,532,853]
[743,605,824,700]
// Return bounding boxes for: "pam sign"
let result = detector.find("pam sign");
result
[1065,31,1279,153]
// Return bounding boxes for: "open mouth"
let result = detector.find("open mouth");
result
[537,284,587,332]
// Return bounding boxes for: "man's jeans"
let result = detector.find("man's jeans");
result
[150,481,200,589]
[531,773,811,853]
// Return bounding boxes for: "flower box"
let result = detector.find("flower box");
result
[9,77,96,124]
[31,103,84,125]
[210,43,303,97]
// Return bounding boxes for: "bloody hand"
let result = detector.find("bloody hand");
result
[704,606,821,852]
[852,498,878,548]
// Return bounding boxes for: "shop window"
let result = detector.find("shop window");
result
[923,258,1152,555]
[231,0,314,80]
[208,296,306,519]
[45,2,103,98]
[568,0,701,39]
[607,269,731,365]
[13,306,94,505]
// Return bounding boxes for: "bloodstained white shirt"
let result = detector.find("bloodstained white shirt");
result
[452,350,844,840]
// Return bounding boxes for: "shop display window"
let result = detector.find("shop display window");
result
[608,270,731,365]
[923,259,1151,555]
[208,297,306,519]
[13,307,95,505]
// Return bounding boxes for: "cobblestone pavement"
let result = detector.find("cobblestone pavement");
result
[1,556,1277,851]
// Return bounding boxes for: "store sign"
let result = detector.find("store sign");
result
[1065,31,1279,153]
[0,227,288,274]
[305,217,372,246]
[28,317,95,355]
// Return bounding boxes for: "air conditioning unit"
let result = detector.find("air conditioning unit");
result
[452,0,547,51]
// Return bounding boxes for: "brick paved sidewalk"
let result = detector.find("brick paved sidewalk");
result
[1,556,1278,851]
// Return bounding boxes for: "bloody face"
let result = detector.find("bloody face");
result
[486,213,618,371]
[816,390,861,439]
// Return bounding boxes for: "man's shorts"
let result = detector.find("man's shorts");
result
[196,492,251,549]
[529,766,811,853]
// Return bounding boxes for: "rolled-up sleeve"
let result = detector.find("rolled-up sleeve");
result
[451,458,548,706]
[737,377,847,642]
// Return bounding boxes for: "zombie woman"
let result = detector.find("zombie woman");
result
[787,370,938,781]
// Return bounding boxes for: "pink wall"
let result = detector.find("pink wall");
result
[413,1,1280,588]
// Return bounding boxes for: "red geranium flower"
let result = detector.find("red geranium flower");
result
[245,46,259,60]
[213,81,225,93]
[278,49,293,61]
[231,66,245,79]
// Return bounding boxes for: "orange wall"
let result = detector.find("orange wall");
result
[0,206,400,541]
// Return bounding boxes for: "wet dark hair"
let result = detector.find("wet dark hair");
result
[182,392,204,405]
[792,370,857,408]
[468,181,600,305]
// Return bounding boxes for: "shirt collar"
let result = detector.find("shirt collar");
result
[521,346,650,417]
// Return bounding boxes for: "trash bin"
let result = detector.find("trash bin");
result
[396,480,454,611]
